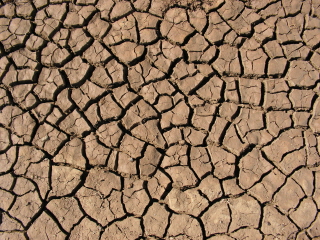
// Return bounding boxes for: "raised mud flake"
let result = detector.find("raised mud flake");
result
[117,151,138,175]
[96,121,123,148]
[111,42,145,65]
[196,76,223,103]
[208,145,236,179]
[187,9,207,33]
[139,144,162,177]
[161,40,183,62]
[10,111,36,145]
[85,167,121,196]
[83,40,112,65]
[175,73,206,95]
[10,48,38,70]
[235,108,264,139]
[0,18,31,51]
[228,194,261,232]
[292,168,314,197]
[104,14,137,46]
[27,212,66,240]
[10,83,38,109]
[147,169,171,200]
[143,202,169,238]
[207,117,229,145]
[289,89,315,110]
[204,12,230,45]
[192,103,217,131]
[63,4,96,27]
[265,110,292,137]
[98,94,122,121]
[264,90,292,111]
[46,197,84,232]
[102,216,142,239]
[198,175,222,202]
[134,12,160,44]
[223,178,244,196]
[87,12,110,39]
[122,99,157,130]
[230,228,263,240]
[165,165,198,188]
[240,47,267,77]
[10,179,42,226]
[41,42,71,67]
[69,217,102,240]
[262,205,298,239]
[286,60,319,88]
[0,127,10,152]
[119,134,145,159]
[268,58,288,77]
[128,60,166,92]
[223,124,249,156]
[84,134,111,166]
[59,109,91,136]
[113,85,139,109]
[161,144,188,168]
[276,14,304,44]
[53,138,86,168]
[264,40,284,59]
[34,68,65,101]
[311,52,320,70]
[166,187,209,217]
[68,28,91,54]
[167,213,203,240]
[303,28,320,48]
[184,33,209,62]
[163,128,183,146]
[0,147,16,174]
[0,189,15,212]
[227,8,260,36]
[183,127,206,146]
[239,148,273,190]
[248,168,286,203]
[123,178,150,216]
[190,146,212,179]
[0,232,26,240]
[132,120,166,149]
[22,158,49,199]
[52,28,69,47]
[91,59,124,88]
[290,198,317,229]
[263,129,303,163]
[77,187,125,226]
[239,78,262,106]
[172,61,197,80]
[310,98,320,134]
[50,165,83,197]
[63,56,90,86]
[201,200,231,236]
[212,44,241,76]
[71,80,105,110]
[273,178,305,214]
[0,211,23,232]
[110,0,133,21]
[160,8,195,44]
[283,43,310,60]
[307,213,320,238]
[161,101,190,129]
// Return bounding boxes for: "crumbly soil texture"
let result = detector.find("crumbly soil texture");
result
[0,0,320,239]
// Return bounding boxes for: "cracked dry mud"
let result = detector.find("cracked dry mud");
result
[0,0,320,239]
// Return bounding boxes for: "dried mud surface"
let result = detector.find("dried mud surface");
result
[0,0,320,239]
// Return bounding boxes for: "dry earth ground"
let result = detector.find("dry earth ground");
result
[0,0,320,239]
